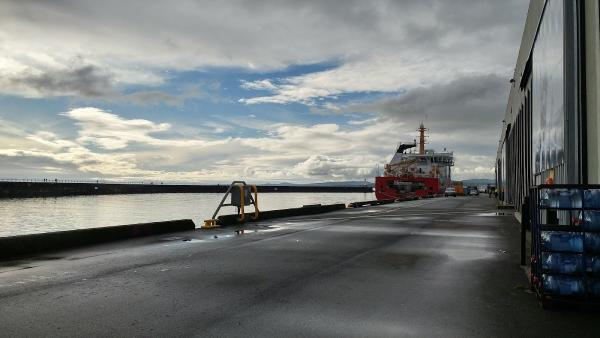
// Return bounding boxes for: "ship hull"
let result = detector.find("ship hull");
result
[374,176,441,200]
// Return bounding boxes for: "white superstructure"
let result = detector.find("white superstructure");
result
[384,123,454,188]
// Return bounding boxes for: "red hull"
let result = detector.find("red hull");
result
[374,176,441,200]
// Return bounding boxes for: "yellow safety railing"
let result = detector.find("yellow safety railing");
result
[236,184,259,222]
[202,181,259,228]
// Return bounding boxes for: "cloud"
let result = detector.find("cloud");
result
[347,118,377,125]
[0,153,80,177]
[0,117,28,137]
[236,121,409,180]
[234,0,527,105]
[62,107,169,150]
[0,0,528,180]
[0,108,403,181]
[452,154,496,178]
[26,131,78,149]
[61,107,222,150]
[0,57,202,105]
[0,106,493,181]
[0,146,138,177]
[0,137,226,181]
[3,63,115,98]
[119,85,208,106]
[307,74,508,173]
[0,0,527,99]
[121,91,186,106]
[240,74,507,180]
[344,74,508,132]
[239,55,499,105]
[293,155,375,178]
[240,79,279,91]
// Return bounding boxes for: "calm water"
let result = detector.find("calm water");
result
[0,192,375,237]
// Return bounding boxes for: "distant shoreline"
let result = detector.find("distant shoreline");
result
[0,181,373,199]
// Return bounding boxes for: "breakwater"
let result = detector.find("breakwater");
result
[0,219,195,259]
[0,197,412,258]
[0,181,372,198]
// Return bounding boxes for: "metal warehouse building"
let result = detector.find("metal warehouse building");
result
[497,0,600,213]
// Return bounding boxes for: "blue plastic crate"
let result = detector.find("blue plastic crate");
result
[541,231,584,253]
[586,256,600,275]
[584,189,600,209]
[588,280,600,297]
[532,185,600,304]
[585,233,600,253]
[542,274,585,296]
[583,211,600,231]
[542,253,583,274]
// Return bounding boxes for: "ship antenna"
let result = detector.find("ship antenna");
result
[417,122,428,155]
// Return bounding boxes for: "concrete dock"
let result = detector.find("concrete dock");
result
[1,197,599,337]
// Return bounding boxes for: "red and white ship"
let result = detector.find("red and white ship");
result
[375,123,454,200]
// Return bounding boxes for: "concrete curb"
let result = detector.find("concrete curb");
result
[217,204,346,226]
[0,219,196,259]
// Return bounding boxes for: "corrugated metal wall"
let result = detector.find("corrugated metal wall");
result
[502,85,533,211]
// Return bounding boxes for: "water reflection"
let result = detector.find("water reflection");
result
[0,192,374,237]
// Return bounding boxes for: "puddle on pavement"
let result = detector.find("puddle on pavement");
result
[161,236,186,241]
[443,248,497,261]
[475,212,513,217]
[39,256,63,261]
[181,238,206,243]
[162,225,287,247]
[67,252,113,260]
[212,234,235,239]
[166,223,287,246]
[233,225,283,235]
[0,259,31,268]
[0,265,38,274]
[257,225,283,232]
[412,230,497,239]
[376,252,433,269]
[383,216,428,222]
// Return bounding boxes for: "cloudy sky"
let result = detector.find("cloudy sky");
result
[0,0,528,183]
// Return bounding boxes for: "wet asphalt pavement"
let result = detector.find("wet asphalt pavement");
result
[1,196,599,337]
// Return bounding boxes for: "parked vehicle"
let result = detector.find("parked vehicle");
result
[444,187,457,197]
[469,189,479,196]
[454,182,464,196]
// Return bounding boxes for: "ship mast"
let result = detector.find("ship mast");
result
[418,122,427,155]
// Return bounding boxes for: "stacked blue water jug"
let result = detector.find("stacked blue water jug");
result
[539,188,600,297]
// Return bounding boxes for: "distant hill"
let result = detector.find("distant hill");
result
[266,179,495,187]
[265,179,493,188]
[462,179,494,186]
